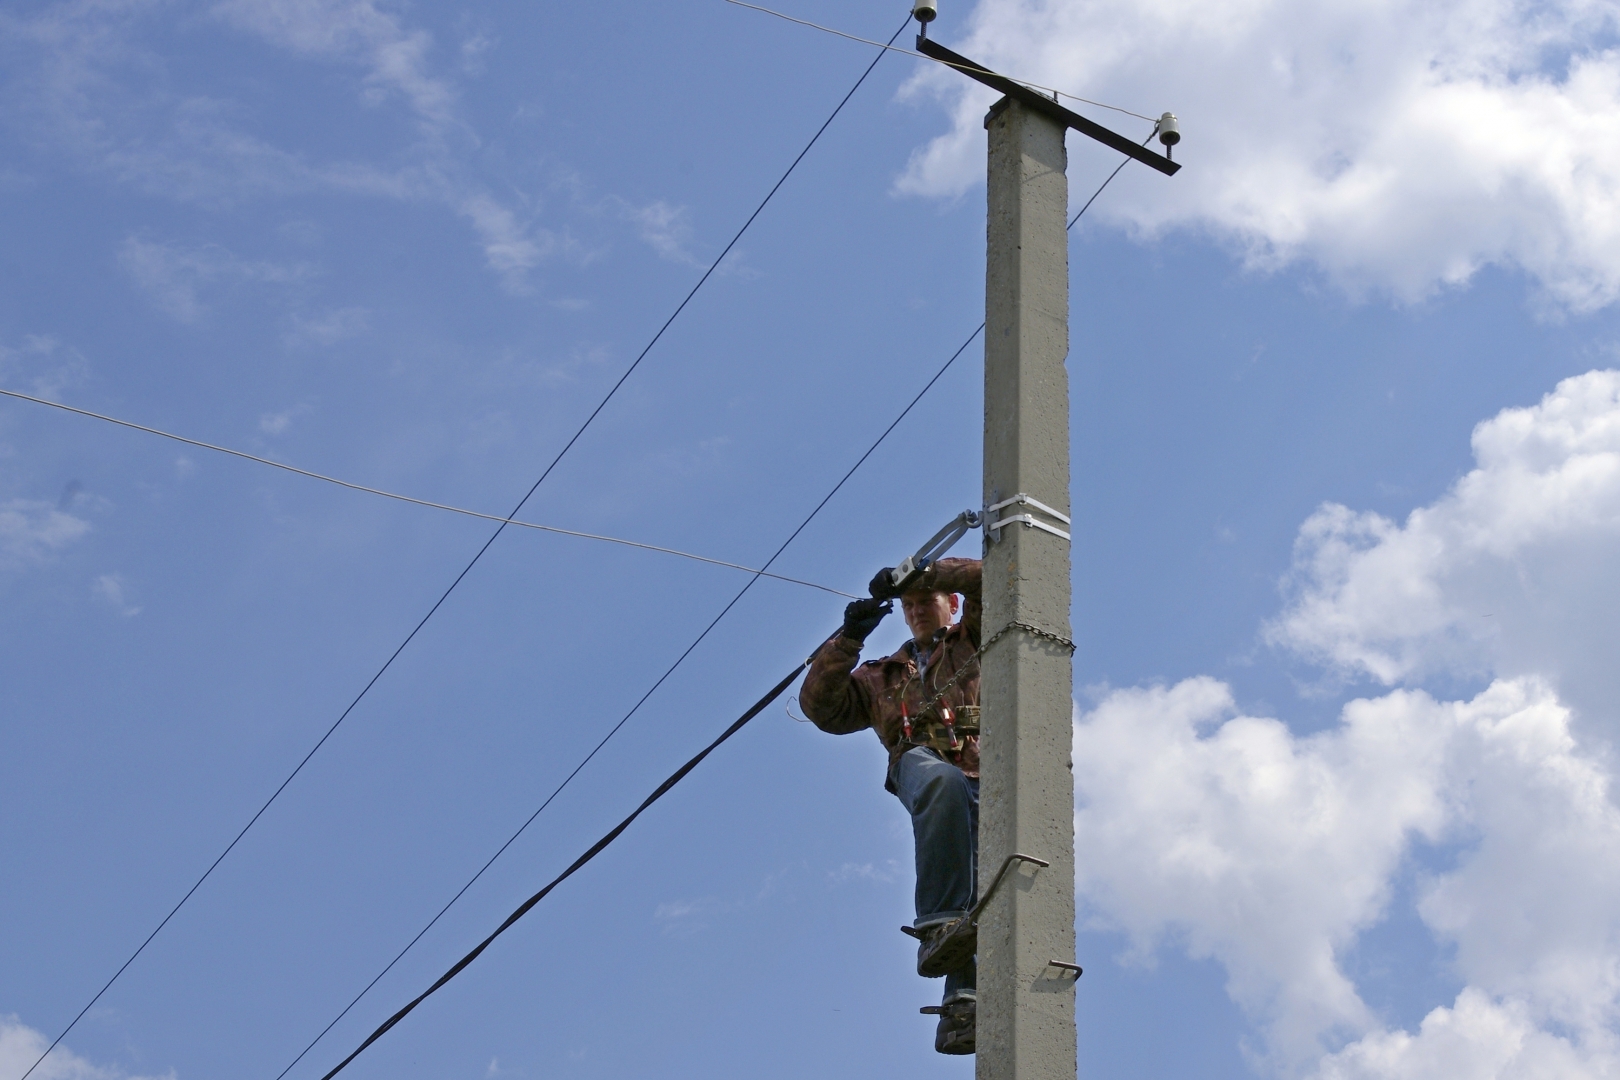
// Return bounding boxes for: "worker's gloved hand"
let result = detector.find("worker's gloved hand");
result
[868,567,902,601]
[842,597,893,643]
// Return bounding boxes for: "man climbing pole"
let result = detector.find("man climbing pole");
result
[799,557,982,1056]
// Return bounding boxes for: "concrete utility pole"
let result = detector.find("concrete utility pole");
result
[910,18,1179,1079]
[976,95,1078,1080]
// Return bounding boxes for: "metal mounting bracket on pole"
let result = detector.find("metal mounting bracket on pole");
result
[969,852,1050,922]
[887,509,982,593]
[984,493,1071,543]
[914,37,1180,176]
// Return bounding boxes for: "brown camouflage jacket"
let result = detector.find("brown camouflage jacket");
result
[799,558,981,788]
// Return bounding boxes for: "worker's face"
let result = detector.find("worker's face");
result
[902,590,958,643]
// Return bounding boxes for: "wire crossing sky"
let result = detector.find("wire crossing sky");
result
[267,136,1143,1080]
[7,1,1620,1079]
[9,15,909,1080]
[0,387,856,598]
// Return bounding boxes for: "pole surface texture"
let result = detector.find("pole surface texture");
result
[977,98,1077,1080]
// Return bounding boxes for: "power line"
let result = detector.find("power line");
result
[725,0,1160,124]
[298,288,980,1080]
[13,17,907,1080]
[276,123,1146,1080]
[0,387,856,599]
[313,662,809,1080]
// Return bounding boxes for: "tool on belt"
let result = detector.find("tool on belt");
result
[903,703,980,754]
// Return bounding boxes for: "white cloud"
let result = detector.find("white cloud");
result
[284,306,368,346]
[904,0,1620,309]
[1072,367,1620,1075]
[211,0,457,132]
[0,499,90,570]
[93,572,140,615]
[622,199,700,267]
[2,0,559,285]
[1268,369,1620,727]
[0,1015,174,1080]
[1076,675,1620,1075]
[456,192,555,288]
[0,335,88,398]
[1074,677,1451,1067]
[118,236,309,322]
[828,860,902,884]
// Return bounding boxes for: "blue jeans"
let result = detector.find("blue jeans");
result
[891,747,978,1002]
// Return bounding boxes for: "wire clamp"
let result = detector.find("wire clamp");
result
[984,493,1071,543]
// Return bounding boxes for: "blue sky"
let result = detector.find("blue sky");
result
[5,1,1620,1079]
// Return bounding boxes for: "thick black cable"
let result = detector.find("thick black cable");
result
[285,284,977,1080]
[14,19,910,1080]
[314,660,809,1080]
[284,121,1143,1080]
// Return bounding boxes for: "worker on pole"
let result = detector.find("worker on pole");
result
[799,557,983,1055]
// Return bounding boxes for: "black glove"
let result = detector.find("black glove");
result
[841,597,893,643]
[868,567,901,601]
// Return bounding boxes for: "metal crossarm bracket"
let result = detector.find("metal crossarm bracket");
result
[915,37,1180,177]
[984,493,1071,543]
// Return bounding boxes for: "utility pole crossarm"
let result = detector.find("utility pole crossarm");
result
[915,37,1180,176]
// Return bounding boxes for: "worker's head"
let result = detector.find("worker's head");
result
[901,588,959,643]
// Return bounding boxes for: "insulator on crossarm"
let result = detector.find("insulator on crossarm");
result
[1156,112,1180,161]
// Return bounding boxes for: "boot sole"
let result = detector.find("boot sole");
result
[917,921,977,978]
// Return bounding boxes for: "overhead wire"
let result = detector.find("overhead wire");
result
[724,0,1160,124]
[302,293,978,1080]
[259,15,920,1080]
[0,387,856,599]
[293,120,1148,1080]
[12,14,908,1080]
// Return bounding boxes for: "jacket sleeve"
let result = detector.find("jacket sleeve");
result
[799,633,875,735]
[922,557,982,642]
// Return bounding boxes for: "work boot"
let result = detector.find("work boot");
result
[921,997,975,1055]
[909,915,976,978]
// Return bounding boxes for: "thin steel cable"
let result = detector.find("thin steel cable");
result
[725,0,1159,123]
[283,140,1148,1078]
[280,133,1137,1080]
[283,247,979,1080]
[0,387,855,599]
[300,318,979,1080]
[12,16,906,1080]
[259,19,917,1080]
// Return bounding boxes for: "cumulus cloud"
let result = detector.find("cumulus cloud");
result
[903,0,1620,309]
[1072,367,1620,1075]
[1076,676,1620,1075]
[1268,369,1620,727]
[0,1015,173,1080]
